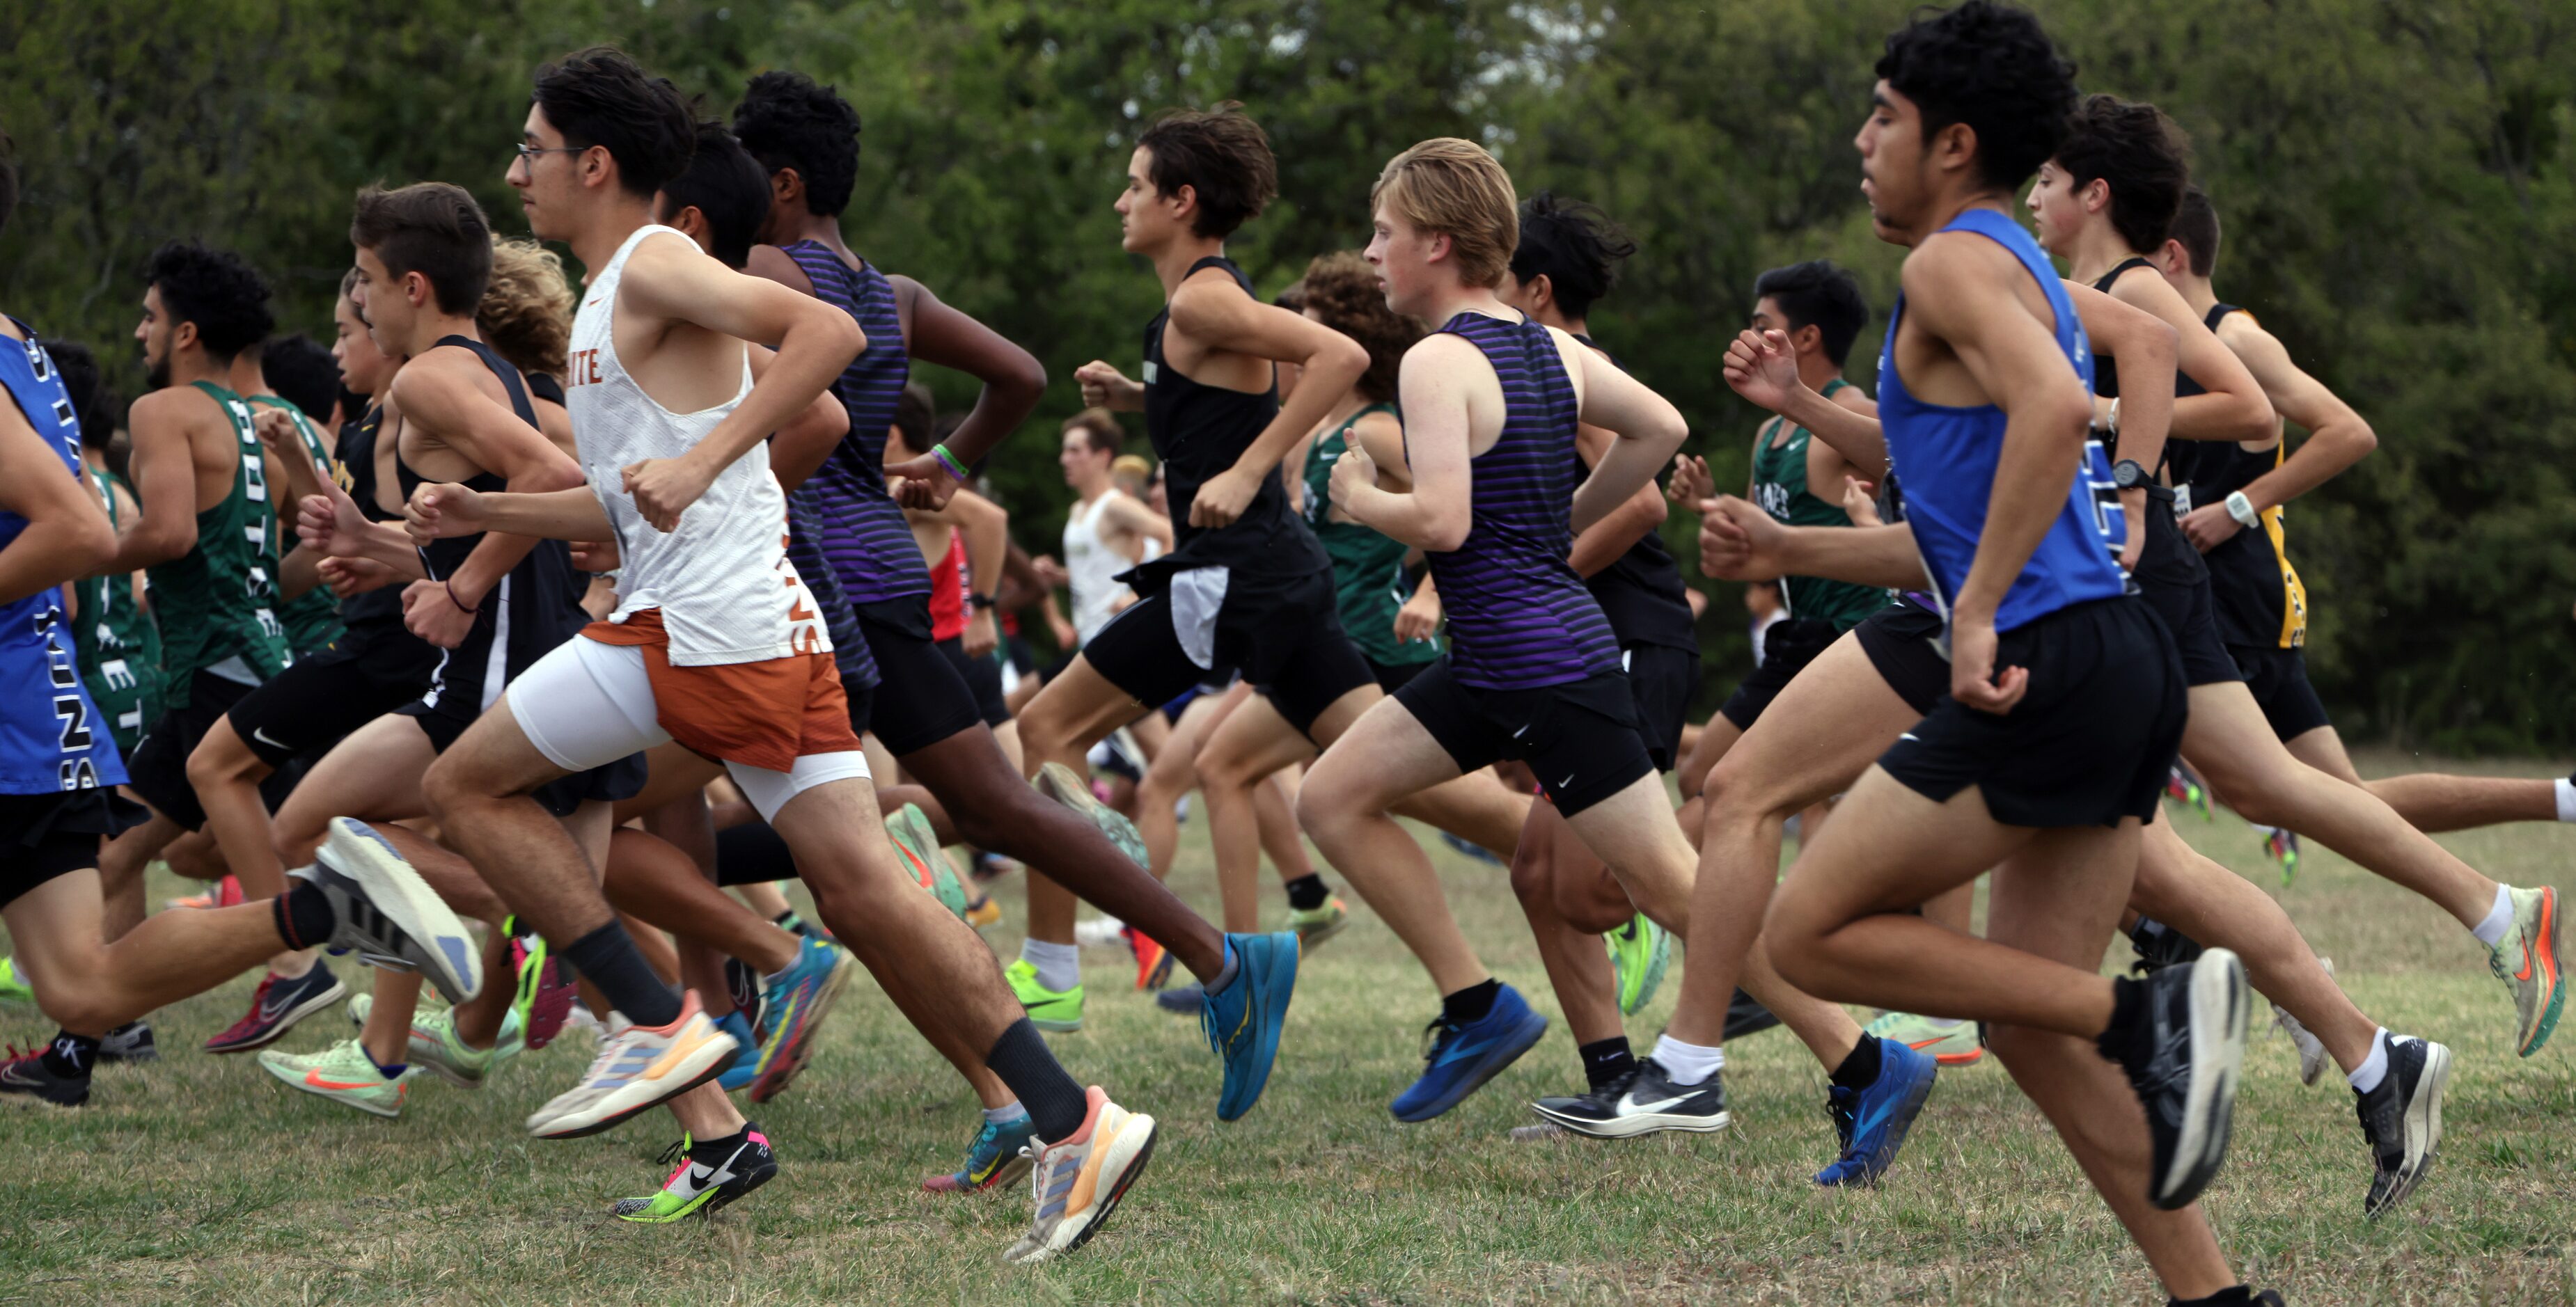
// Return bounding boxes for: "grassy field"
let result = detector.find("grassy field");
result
[3,749,2572,1305]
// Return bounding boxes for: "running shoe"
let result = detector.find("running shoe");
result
[524,991,737,1139]
[2256,824,2300,885]
[299,817,483,1004]
[613,1125,778,1222]
[723,957,765,1038]
[1036,761,1149,869]
[2127,917,2206,975]
[1606,913,1670,1016]
[257,1037,416,1118]
[2103,948,2249,1210]
[2268,956,2332,1087]
[2355,1033,2450,1219]
[1073,916,1129,948]
[965,892,1003,930]
[0,1043,86,1107]
[1202,931,1298,1121]
[1864,1010,1985,1066]
[0,957,31,1004]
[1156,983,1202,1015]
[713,1011,760,1092]
[2486,884,2561,1058]
[408,1006,524,1087]
[888,802,971,920]
[204,962,347,1054]
[971,851,1019,885]
[1007,958,1085,1033]
[748,936,856,1104]
[1003,1086,1158,1264]
[1289,896,1353,952]
[166,874,244,910]
[1390,983,1548,1123]
[97,1021,155,1063]
[508,919,578,1050]
[1722,988,1781,1042]
[924,1112,1040,1194]
[1532,1059,1729,1138]
[1127,927,1174,991]
[1815,1038,1938,1186]
[2164,762,2213,821]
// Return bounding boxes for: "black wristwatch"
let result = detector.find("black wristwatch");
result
[2112,459,2149,491]
[966,594,996,610]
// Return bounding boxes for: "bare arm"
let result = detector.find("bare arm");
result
[1335,335,1476,550]
[947,487,1010,656]
[1723,329,1889,471]
[1568,422,1667,578]
[1099,492,1174,552]
[2064,279,2175,568]
[883,277,1047,507]
[750,347,852,492]
[1564,333,1688,534]
[0,406,115,604]
[392,354,587,610]
[1697,494,1927,589]
[95,389,201,574]
[1167,272,1370,528]
[2224,320,2374,510]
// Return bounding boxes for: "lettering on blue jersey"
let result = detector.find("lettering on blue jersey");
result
[2082,437,2126,561]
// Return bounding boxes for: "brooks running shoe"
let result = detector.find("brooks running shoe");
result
[1035,762,1150,869]
[524,991,737,1139]
[299,818,483,1004]
[0,957,31,1004]
[1390,983,1547,1123]
[1289,897,1351,951]
[1606,913,1670,1016]
[1864,1010,1984,1066]
[204,961,347,1054]
[2105,949,2249,1210]
[1202,931,1298,1121]
[1814,1038,1938,1186]
[2355,1033,2450,1219]
[1007,958,1085,1033]
[613,1125,778,1222]
[888,802,970,920]
[258,1037,416,1118]
[2487,885,2562,1057]
[1003,1086,1157,1264]
[924,1112,1040,1194]
[748,937,856,1104]
[0,1042,87,1107]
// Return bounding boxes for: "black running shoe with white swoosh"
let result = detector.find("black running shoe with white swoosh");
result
[612,1123,778,1221]
[2102,949,2248,1210]
[0,1042,88,1107]
[2356,1033,2449,1219]
[1530,1059,1730,1139]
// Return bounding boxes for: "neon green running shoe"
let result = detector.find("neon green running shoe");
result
[1289,896,1350,951]
[1864,1010,1984,1066]
[257,1037,416,1118]
[1006,958,1084,1033]
[889,803,970,920]
[613,1125,778,1222]
[0,957,31,1004]
[1605,913,1670,1016]
[345,995,521,1086]
[2487,884,2562,1058]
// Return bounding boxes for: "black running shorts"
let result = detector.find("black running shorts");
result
[2130,508,2243,688]
[1718,617,1838,731]
[126,670,270,831]
[1368,657,1433,695]
[1878,596,2185,829]
[715,818,797,887]
[0,789,148,908]
[936,637,1012,729]
[1083,566,1371,740]
[1854,600,1951,716]
[2230,644,2331,743]
[1394,660,1654,818]
[852,596,987,756]
[1624,643,1702,773]
[227,620,442,769]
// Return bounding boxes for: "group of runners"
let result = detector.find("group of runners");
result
[0,4,2563,1298]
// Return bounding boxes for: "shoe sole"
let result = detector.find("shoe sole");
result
[1533,1102,1731,1139]
[1294,914,1349,952]
[1214,933,1298,1122]
[204,976,351,1054]
[324,819,483,1004]
[924,1150,1035,1194]
[748,950,858,1105]
[1012,1112,1159,1263]
[531,1029,739,1140]
[1392,1008,1549,1123]
[1037,763,1150,869]
[258,1058,404,1119]
[2519,887,2561,1058]
[1028,1013,1084,1033]
[620,1157,779,1223]
[2158,949,2249,1211]
[2370,1041,2451,1219]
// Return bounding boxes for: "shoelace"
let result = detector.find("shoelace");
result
[1416,1016,1461,1066]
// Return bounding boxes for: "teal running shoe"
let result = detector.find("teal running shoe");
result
[922,1112,1039,1193]
[1202,931,1298,1121]
[748,936,855,1104]
[714,1010,760,1091]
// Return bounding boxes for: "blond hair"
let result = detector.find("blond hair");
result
[478,237,575,381]
[1371,138,1518,289]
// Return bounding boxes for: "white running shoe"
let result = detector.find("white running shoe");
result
[524,991,736,1140]
[300,818,482,1004]
[1003,1086,1157,1264]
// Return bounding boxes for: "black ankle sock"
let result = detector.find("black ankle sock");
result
[985,1017,1090,1142]
[1578,1036,1635,1092]
[41,1031,97,1079]
[2099,976,2147,1063]
[691,1122,753,1157]
[2167,1286,2256,1307]
[1829,1033,1883,1091]
[274,882,336,951]
[562,922,682,1028]
[772,909,803,933]
[1282,874,1329,912]
[1442,979,1502,1027]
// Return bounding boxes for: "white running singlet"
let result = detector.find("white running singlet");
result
[1063,491,1154,645]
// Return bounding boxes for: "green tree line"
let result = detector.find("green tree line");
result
[5,0,2569,748]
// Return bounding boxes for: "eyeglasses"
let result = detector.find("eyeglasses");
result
[512,143,586,162]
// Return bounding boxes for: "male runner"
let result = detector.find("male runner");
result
[1297,138,1702,1123]
[2032,95,2561,1056]
[402,49,1153,1256]
[1055,409,1168,654]
[50,342,165,761]
[731,79,1298,1118]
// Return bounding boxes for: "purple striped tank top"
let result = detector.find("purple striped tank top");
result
[785,240,928,604]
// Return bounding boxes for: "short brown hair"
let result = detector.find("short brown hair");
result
[477,237,574,380]
[1137,104,1276,239]
[1300,251,1424,404]
[351,182,493,315]
[2169,187,2220,278]
[1372,138,1517,289]
[1063,407,1124,457]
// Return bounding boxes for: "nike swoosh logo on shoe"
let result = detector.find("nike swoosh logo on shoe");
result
[1617,1092,1693,1114]
[305,1073,380,1091]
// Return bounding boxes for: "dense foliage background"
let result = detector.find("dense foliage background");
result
[6,0,2569,748]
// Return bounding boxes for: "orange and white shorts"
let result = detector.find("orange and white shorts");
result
[508,609,867,822]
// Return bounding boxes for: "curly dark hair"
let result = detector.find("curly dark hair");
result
[1300,251,1422,404]
[45,340,115,451]
[1508,191,1637,321]
[533,47,694,198]
[1753,260,1869,366]
[258,333,340,425]
[1138,104,1276,239]
[145,240,274,362]
[2055,94,2193,255]
[1877,1,2079,192]
[732,70,861,217]
[659,120,773,269]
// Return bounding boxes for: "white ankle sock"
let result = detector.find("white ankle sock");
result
[2347,1027,2391,1094]
[1021,939,1081,992]
[984,1101,1030,1125]
[2472,884,2515,949]
[1649,1034,1725,1086]
[2556,777,2576,823]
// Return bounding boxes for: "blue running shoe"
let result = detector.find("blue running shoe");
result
[748,937,855,1105]
[922,1112,1040,1193]
[1391,983,1548,1123]
[1201,932,1298,1122]
[1814,1037,1938,1187]
[714,1011,760,1091]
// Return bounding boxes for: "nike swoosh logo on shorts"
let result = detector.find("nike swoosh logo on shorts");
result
[252,726,287,750]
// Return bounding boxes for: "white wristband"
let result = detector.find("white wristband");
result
[2107,396,2121,434]
[2225,491,2260,528]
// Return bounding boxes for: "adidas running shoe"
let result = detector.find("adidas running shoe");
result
[924,1112,1040,1194]
[613,1125,778,1222]
[524,991,737,1139]
[1003,1086,1157,1264]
